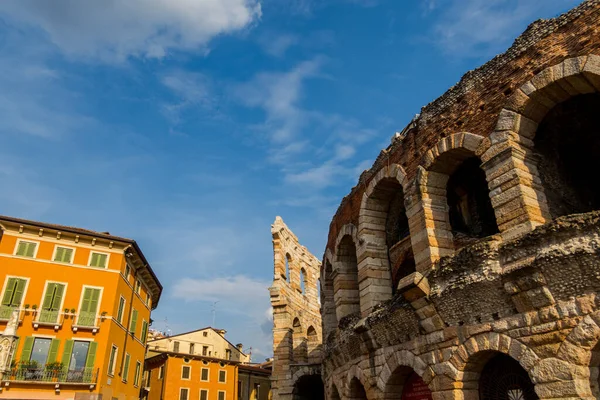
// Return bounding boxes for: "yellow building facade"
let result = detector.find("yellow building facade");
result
[0,215,162,400]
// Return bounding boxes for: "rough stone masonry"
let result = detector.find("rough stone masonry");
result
[315,1,600,399]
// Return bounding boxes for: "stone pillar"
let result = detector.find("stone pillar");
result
[0,310,19,381]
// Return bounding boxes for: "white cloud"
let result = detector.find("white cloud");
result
[0,0,262,62]
[259,33,299,57]
[430,0,580,56]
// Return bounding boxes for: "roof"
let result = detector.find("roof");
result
[147,327,248,356]
[0,214,163,307]
[238,364,271,376]
[145,349,242,365]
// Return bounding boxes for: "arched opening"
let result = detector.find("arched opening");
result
[330,384,341,400]
[384,366,431,400]
[334,235,360,321]
[348,377,368,400]
[293,374,324,400]
[307,326,320,363]
[365,177,414,292]
[534,93,600,218]
[321,260,337,337]
[292,318,307,363]
[300,268,307,295]
[447,156,499,247]
[471,352,538,400]
[285,253,292,282]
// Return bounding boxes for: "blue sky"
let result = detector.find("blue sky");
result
[0,0,579,359]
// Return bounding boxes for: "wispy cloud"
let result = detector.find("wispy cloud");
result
[428,0,580,56]
[0,0,262,62]
[258,33,299,57]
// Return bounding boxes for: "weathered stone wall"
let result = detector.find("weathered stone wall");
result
[321,1,600,399]
[270,217,322,399]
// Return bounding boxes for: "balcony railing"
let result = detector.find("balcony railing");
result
[77,311,97,327]
[38,310,60,324]
[0,305,17,320]
[4,367,98,384]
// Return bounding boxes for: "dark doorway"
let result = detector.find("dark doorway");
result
[447,157,499,245]
[479,353,538,400]
[535,93,600,218]
[293,374,324,400]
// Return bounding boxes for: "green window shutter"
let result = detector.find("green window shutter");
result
[129,309,138,334]
[51,284,65,311]
[134,362,141,386]
[42,283,56,311]
[89,289,100,314]
[81,288,92,313]
[1,278,16,306]
[12,279,26,307]
[55,247,73,263]
[47,339,61,363]
[10,337,20,363]
[90,253,107,268]
[16,241,36,257]
[85,342,97,370]
[117,297,125,323]
[141,321,148,343]
[54,247,65,262]
[21,337,34,361]
[26,242,36,257]
[61,340,74,370]
[123,353,130,381]
[90,252,99,267]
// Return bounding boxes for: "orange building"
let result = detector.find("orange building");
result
[0,215,162,400]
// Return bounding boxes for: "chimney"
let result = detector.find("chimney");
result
[236,343,243,352]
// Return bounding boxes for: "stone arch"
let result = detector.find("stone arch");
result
[292,369,324,400]
[321,251,337,338]
[378,350,431,400]
[307,325,321,363]
[358,163,413,314]
[327,382,342,400]
[333,224,360,321]
[412,132,497,270]
[346,366,371,400]
[292,317,307,363]
[300,267,307,294]
[489,54,600,238]
[284,252,293,282]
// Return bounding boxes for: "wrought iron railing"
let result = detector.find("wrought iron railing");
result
[38,310,60,324]
[77,311,97,327]
[5,367,98,384]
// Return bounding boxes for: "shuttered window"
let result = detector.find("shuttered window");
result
[141,320,148,344]
[117,296,126,324]
[39,282,65,323]
[89,252,108,268]
[78,288,101,327]
[1,277,27,320]
[201,368,209,381]
[134,361,141,387]
[123,353,130,382]
[15,240,37,257]
[180,388,189,400]
[219,370,226,383]
[129,309,138,335]
[53,246,74,263]
[107,345,118,376]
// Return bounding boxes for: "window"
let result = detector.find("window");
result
[129,308,138,335]
[66,340,96,373]
[89,252,108,268]
[238,381,242,400]
[254,383,261,400]
[15,240,37,257]
[181,365,191,379]
[78,287,101,327]
[53,246,74,263]
[39,282,65,323]
[202,346,208,356]
[146,291,151,306]
[123,353,131,382]
[108,345,118,376]
[1,277,27,319]
[158,365,164,380]
[201,368,209,381]
[134,361,141,386]
[124,264,131,280]
[135,280,141,294]
[189,343,195,354]
[218,391,226,400]
[203,331,208,337]
[117,296,126,324]
[180,388,189,400]
[226,349,231,360]
[29,337,52,365]
[200,389,208,400]
[173,341,180,352]
[218,370,226,383]
[141,320,148,343]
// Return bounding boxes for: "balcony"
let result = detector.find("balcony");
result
[3,367,98,385]
[38,310,60,324]
[73,311,99,332]
[0,305,17,320]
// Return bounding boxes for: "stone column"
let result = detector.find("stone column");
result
[0,310,19,381]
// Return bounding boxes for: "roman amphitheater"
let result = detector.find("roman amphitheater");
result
[272,1,600,399]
